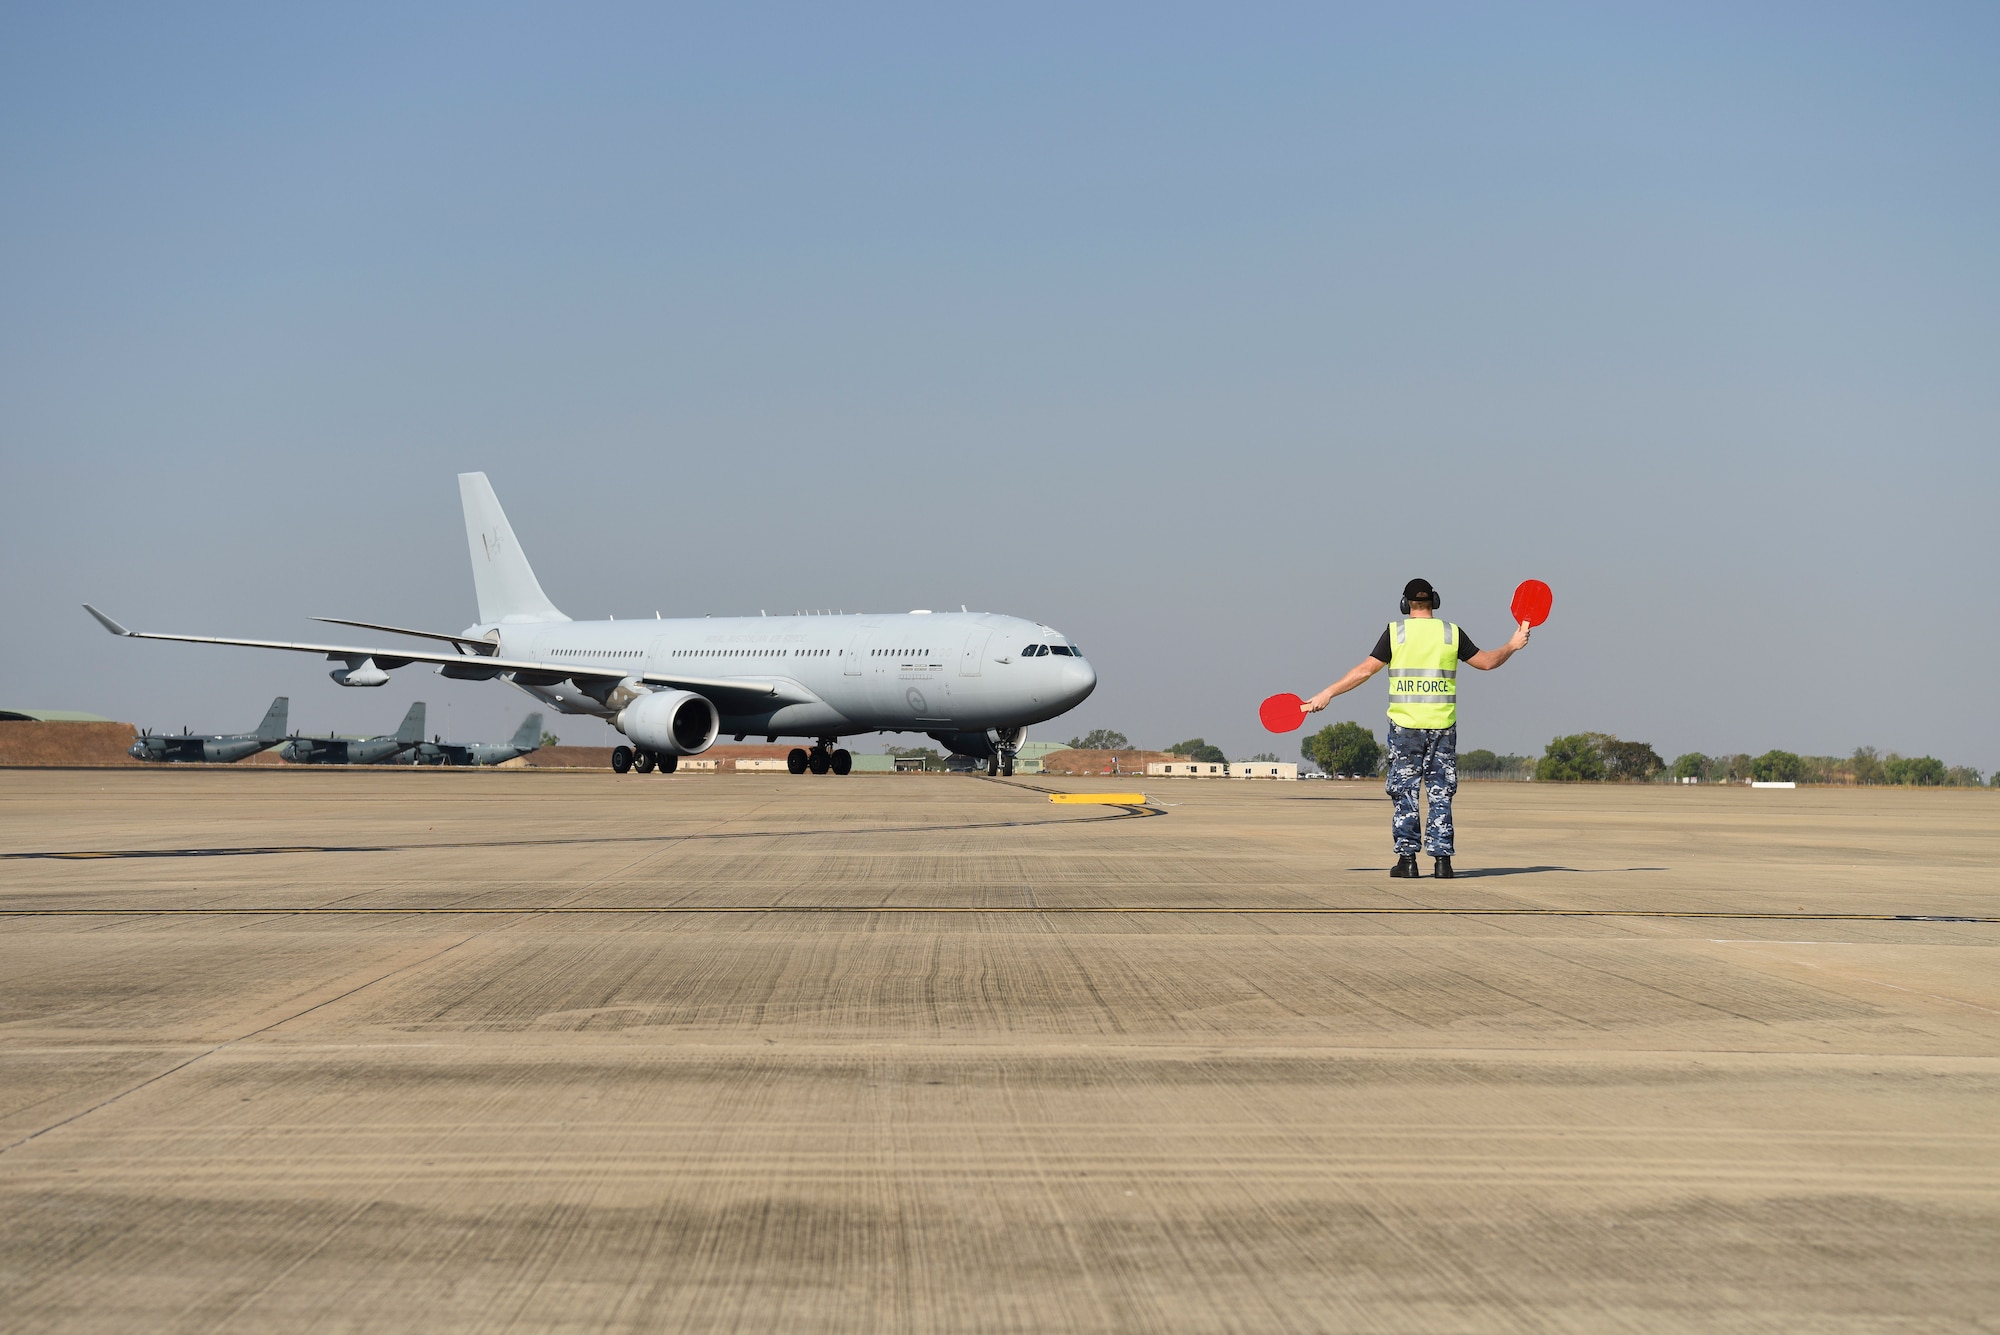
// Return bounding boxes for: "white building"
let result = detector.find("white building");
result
[1146,761,1298,779]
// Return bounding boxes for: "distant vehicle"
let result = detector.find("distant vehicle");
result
[85,471,1095,778]
[129,696,289,763]
[280,703,426,765]
[413,712,545,767]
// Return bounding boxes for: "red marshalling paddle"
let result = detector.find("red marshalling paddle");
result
[1510,579,1553,628]
[1259,692,1307,733]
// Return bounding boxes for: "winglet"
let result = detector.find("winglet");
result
[83,604,133,636]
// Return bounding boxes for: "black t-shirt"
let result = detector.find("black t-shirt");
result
[1369,621,1479,665]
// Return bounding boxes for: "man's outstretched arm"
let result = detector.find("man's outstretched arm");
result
[1301,658,1386,714]
[1466,621,1532,671]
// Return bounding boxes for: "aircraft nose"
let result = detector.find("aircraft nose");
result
[1061,657,1096,704]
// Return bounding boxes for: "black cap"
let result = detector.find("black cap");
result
[1403,578,1435,604]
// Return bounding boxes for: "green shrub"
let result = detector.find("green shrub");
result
[1537,735,1605,782]
[1882,754,1945,786]
[1751,750,1803,783]
[1304,721,1381,777]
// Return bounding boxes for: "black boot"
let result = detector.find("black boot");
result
[1432,856,1453,879]
[1390,853,1419,879]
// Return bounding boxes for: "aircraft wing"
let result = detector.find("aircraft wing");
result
[85,606,817,709]
[638,672,819,711]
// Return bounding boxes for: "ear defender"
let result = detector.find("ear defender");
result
[1398,588,1442,615]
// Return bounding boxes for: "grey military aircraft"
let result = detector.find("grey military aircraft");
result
[412,712,545,766]
[86,472,1095,777]
[129,696,289,763]
[279,702,427,765]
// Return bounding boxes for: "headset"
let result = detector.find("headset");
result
[1400,585,1442,615]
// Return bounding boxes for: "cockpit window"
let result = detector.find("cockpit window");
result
[1048,644,1073,656]
[1021,645,1037,656]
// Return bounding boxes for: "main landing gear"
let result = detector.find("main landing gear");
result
[612,745,677,775]
[789,741,851,776]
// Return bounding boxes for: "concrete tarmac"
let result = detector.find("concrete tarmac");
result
[1,770,1995,1333]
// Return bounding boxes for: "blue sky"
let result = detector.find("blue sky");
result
[3,4,1995,765]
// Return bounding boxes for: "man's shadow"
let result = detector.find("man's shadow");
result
[1344,866,1667,877]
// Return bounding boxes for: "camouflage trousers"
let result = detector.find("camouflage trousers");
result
[1385,722,1457,856]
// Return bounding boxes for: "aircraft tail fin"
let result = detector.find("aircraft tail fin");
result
[512,712,545,751]
[255,696,289,741]
[459,472,568,626]
[395,702,426,745]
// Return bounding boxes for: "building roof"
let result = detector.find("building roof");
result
[0,709,117,723]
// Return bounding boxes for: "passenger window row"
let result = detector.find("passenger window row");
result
[554,649,640,658]
[873,649,930,657]
[672,648,794,657]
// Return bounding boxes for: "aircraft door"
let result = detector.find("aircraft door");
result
[843,632,865,676]
[959,628,991,677]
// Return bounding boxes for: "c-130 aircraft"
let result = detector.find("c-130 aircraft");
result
[86,473,1096,777]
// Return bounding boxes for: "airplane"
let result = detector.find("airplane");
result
[128,695,289,763]
[85,472,1095,777]
[279,702,427,765]
[412,712,545,767]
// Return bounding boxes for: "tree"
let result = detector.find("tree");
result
[1670,752,1707,781]
[1751,750,1803,783]
[1460,748,1499,773]
[1303,722,1381,777]
[1536,735,1605,782]
[1882,754,1945,786]
[1066,729,1129,751]
[1943,765,1984,787]
[1249,752,1282,763]
[540,731,562,749]
[1168,737,1228,764]
[1850,746,1885,785]
[1603,739,1664,782]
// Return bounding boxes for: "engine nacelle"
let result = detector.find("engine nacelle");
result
[330,657,390,687]
[616,689,720,756]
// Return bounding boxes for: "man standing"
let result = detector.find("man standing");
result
[1301,578,1530,879]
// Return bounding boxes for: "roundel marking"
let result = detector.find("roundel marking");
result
[905,687,928,713]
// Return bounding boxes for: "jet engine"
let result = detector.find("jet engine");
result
[615,689,719,756]
[330,657,390,687]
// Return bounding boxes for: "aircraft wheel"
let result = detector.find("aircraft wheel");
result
[657,753,678,775]
[808,748,831,776]
[830,748,852,776]
[986,751,1000,776]
[611,745,634,774]
[787,748,809,775]
[1001,757,1014,777]
[634,752,656,774]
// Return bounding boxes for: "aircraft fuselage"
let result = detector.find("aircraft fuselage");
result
[486,610,1094,740]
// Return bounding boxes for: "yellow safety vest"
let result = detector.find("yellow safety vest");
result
[1385,618,1458,728]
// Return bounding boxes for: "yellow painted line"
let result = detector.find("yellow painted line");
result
[1049,792,1148,805]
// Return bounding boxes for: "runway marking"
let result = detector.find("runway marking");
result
[0,906,1991,922]
[0,802,1163,862]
